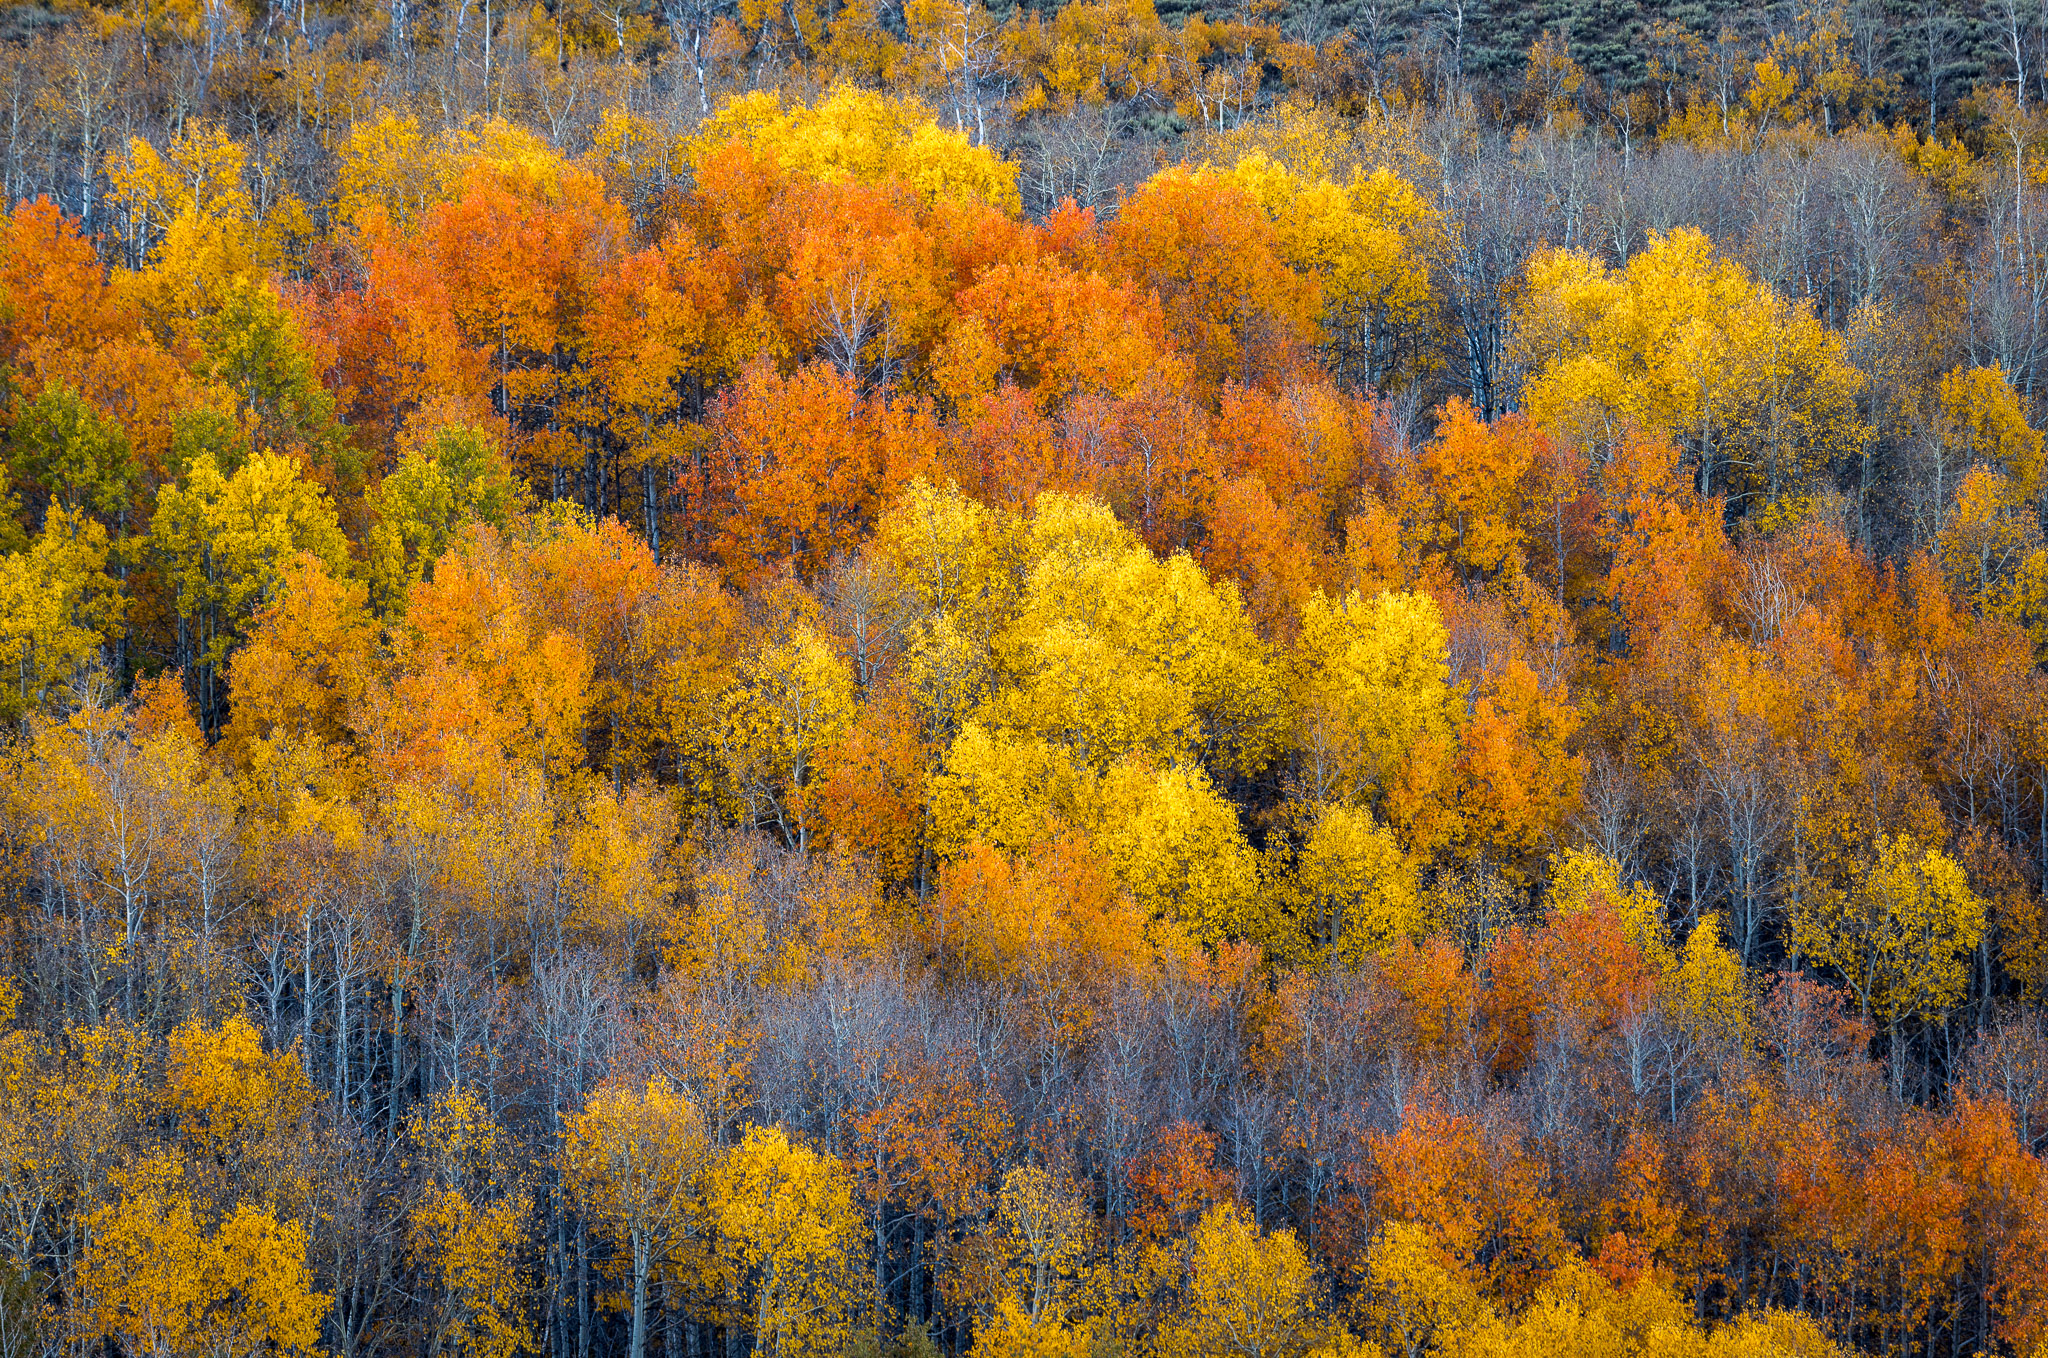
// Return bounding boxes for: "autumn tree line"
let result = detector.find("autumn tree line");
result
[7,0,2048,1354]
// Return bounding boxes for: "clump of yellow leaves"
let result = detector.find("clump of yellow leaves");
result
[79,1154,328,1358]
[0,506,125,723]
[1291,588,1457,808]
[562,1078,708,1358]
[1355,1226,1843,1358]
[1288,802,1425,966]
[701,1125,869,1358]
[109,123,312,317]
[1791,835,1985,1036]
[408,1089,538,1358]
[1517,228,1867,519]
[1155,1203,1324,1358]
[167,1014,318,1201]
[1209,148,1438,389]
[692,87,1022,213]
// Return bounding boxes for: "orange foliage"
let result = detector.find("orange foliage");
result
[1371,1101,1567,1304]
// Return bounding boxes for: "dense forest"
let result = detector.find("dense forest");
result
[4,0,2048,1354]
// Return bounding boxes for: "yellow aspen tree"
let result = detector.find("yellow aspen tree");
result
[1212,152,1438,390]
[998,540,1282,782]
[1291,589,1457,809]
[690,88,1021,211]
[1157,1203,1322,1358]
[720,623,857,852]
[166,1014,317,1197]
[1359,1221,1485,1358]
[873,480,1017,750]
[1640,1310,1840,1357]
[364,424,521,618]
[21,699,239,1020]
[107,125,271,316]
[409,1188,537,1358]
[927,724,1078,857]
[77,1157,328,1358]
[1663,914,1753,1053]
[1290,802,1424,965]
[1085,759,1263,947]
[703,1126,868,1358]
[150,449,351,728]
[330,110,439,231]
[408,1090,537,1358]
[995,1164,1092,1323]
[970,1295,1096,1358]
[0,1016,59,1279]
[1517,229,1866,516]
[1935,465,2039,607]
[1935,365,2045,506]
[565,780,682,963]
[1790,836,1985,1084]
[0,507,125,723]
[561,1078,709,1358]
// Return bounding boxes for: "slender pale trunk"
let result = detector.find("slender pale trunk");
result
[630,1228,651,1358]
